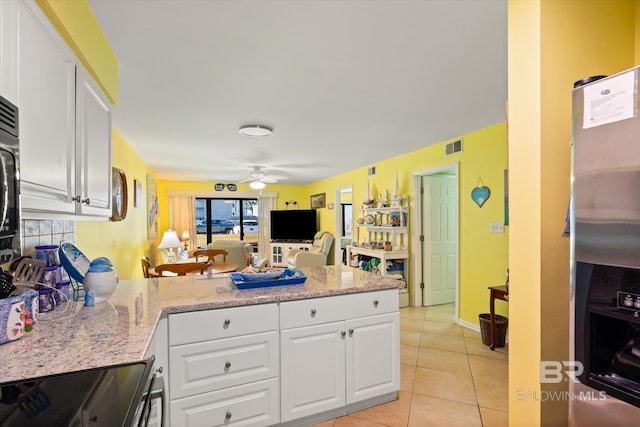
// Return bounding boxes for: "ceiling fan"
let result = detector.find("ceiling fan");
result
[239,166,281,189]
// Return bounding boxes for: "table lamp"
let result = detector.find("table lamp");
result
[158,229,182,263]
[181,231,191,251]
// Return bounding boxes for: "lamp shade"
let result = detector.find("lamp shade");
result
[250,180,266,190]
[158,230,182,249]
[181,231,191,241]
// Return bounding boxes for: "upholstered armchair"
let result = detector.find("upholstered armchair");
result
[287,232,334,269]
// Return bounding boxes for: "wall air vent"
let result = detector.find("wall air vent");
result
[368,166,376,176]
[445,139,463,156]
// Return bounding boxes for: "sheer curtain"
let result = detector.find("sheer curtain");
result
[257,193,276,263]
[169,194,196,252]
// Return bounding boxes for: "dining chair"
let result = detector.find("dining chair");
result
[193,249,228,263]
[141,256,151,278]
[154,262,208,277]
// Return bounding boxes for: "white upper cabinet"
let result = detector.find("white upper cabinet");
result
[0,0,112,218]
[75,66,112,216]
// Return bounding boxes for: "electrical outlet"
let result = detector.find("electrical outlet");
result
[490,222,505,233]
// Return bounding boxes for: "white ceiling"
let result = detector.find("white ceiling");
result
[88,0,507,185]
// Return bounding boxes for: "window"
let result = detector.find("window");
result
[195,198,259,249]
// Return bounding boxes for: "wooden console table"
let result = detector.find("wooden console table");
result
[488,285,509,351]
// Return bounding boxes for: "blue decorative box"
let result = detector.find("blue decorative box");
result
[229,269,307,289]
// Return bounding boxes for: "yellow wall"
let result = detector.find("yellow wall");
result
[508,0,636,425]
[311,123,508,324]
[35,0,118,104]
[76,129,157,279]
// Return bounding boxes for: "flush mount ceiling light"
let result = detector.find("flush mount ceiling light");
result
[239,124,273,137]
[249,180,266,190]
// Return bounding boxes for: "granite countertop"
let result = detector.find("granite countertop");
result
[0,265,399,383]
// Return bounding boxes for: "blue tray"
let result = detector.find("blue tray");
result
[229,269,307,289]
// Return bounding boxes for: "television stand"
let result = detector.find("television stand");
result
[270,241,313,267]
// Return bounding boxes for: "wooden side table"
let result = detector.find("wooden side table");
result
[488,285,509,350]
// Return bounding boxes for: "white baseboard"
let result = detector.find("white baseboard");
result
[457,318,480,333]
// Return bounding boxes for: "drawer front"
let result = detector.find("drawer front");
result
[169,303,278,346]
[170,331,278,399]
[170,378,279,427]
[280,290,398,329]
[345,289,398,320]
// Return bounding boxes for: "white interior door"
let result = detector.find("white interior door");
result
[422,174,457,306]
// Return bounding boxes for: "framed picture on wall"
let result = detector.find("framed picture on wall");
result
[134,179,143,208]
[147,174,158,239]
[310,193,326,209]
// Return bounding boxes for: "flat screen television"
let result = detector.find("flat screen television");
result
[270,209,318,242]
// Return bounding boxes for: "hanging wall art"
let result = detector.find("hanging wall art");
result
[471,178,490,208]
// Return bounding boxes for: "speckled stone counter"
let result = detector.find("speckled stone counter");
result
[0,265,399,383]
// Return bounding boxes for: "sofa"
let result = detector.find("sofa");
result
[206,240,267,269]
[206,240,253,268]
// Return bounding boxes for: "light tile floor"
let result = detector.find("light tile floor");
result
[310,304,509,427]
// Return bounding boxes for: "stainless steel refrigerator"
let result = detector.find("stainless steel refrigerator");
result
[570,66,640,426]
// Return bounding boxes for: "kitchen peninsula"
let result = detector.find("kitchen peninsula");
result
[0,265,401,426]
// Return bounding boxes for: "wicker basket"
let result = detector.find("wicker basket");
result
[479,313,508,348]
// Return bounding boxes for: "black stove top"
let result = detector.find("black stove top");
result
[0,357,155,427]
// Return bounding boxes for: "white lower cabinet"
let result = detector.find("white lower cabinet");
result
[163,291,399,426]
[280,290,400,423]
[167,304,280,427]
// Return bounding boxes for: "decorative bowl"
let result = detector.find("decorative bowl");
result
[58,243,90,283]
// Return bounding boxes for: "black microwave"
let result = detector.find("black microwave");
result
[0,94,20,264]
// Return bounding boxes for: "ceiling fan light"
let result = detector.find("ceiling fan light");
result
[239,124,273,137]
[250,180,266,190]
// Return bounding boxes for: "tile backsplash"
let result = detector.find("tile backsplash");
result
[21,220,76,257]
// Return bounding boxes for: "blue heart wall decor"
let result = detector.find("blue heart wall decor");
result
[471,186,490,208]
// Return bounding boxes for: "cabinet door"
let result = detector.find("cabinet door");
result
[280,321,345,422]
[75,66,111,216]
[346,312,400,404]
[12,0,77,214]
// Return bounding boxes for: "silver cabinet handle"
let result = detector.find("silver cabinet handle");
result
[226,412,232,420]
[72,196,90,205]
[310,308,317,317]
[373,300,379,307]
[341,331,346,338]
[349,329,354,336]
[223,319,230,328]
[225,361,231,369]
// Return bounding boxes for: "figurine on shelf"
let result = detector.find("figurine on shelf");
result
[363,178,375,208]
[378,190,389,208]
[391,169,403,207]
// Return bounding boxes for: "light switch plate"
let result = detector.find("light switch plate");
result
[490,222,505,233]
